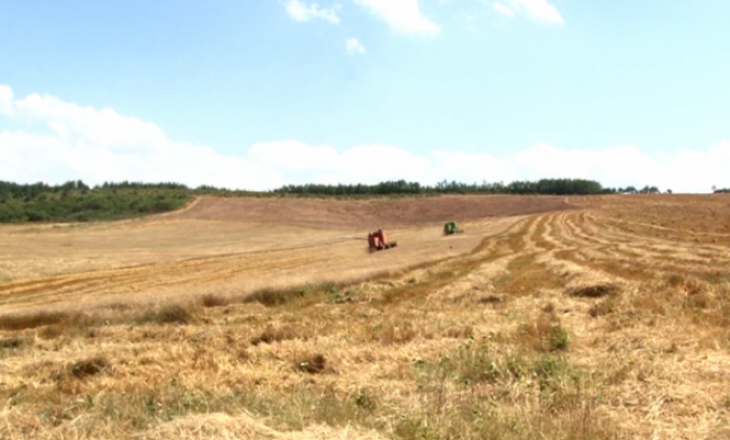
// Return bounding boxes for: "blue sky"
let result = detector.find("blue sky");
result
[1,0,729,192]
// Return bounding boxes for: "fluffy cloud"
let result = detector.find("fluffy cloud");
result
[9,91,167,151]
[0,85,726,193]
[285,0,340,24]
[494,0,564,25]
[346,37,366,55]
[353,0,440,36]
[0,86,282,190]
[492,2,515,17]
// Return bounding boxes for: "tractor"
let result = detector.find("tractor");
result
[368,229,398,252]
[443,221,464,235]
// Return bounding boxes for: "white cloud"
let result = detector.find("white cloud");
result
[251,140,730,192]
[353,0,440,36]
[495,0,564,25]
[0,86,283,190]
[1,84,726,193]
[9,92,167,151]
[346,37,366,55]
[285,0,340,24]
[493,2,515,17]
[249,140,339,170]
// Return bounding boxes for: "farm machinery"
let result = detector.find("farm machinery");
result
[443,221,464,235]
[368,229,398,252]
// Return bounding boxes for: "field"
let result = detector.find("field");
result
[1,194,729,440]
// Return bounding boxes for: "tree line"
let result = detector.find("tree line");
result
[0,181,192,223]
[0,178,665,224]
[274,179,656,196]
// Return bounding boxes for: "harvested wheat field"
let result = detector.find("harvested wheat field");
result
[1,194,730,440]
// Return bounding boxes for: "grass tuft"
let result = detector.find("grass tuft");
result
[568,284,620,298]
[0,310,80,331]
[517,314,571,352]
[70,357,112,379]
[201,294,228,308]
[136,304,195,325]
[250,324,297,346]
[294,353,327,374]
[243,287,305,307]
[0,336,24,349]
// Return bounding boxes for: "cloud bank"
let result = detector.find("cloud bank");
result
[0,85,726,193]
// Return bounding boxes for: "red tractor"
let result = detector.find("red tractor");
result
[368,229,398,252]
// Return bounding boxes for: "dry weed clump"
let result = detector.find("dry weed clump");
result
[0,336,24,349]
[478,294,506,306]
[201,293,229,308]
[250,324,298,346]
[567,283,620,298]
[136,304,197,325]
[590,274,730,328]
[69,357,112,379]
[293,353,328,374]
[49,356,112,385]
[445,325,474,339]
[589,296,619,318]
[0,309,85,331]
[516,313,570,352]
[404,341,611,440]
[368,319,417,345]
[244,287,306,307]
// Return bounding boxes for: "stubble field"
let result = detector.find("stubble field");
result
[1,194,729,440]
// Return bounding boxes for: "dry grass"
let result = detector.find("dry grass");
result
[0,309,81,331]
[136,304,197,325]
[250,324,299,346]
[1,195,730,439]
[495,254,567,297]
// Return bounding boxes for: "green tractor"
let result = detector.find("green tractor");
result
[443,221,464,235]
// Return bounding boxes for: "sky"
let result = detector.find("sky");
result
[1,0,729,192]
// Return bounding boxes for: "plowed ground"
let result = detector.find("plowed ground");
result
[1,194,729,440]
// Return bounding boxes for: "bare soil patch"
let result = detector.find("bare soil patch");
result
[173,195,575,228]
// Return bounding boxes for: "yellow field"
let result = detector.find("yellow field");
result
[1,194,729,440]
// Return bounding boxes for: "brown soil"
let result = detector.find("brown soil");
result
[173,195,576,228]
